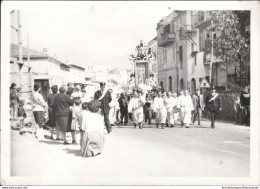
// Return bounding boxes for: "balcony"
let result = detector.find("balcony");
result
[158,32,176,47]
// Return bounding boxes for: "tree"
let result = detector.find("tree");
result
[203,11,250,65]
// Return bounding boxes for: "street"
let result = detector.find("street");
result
[11,120,250,178]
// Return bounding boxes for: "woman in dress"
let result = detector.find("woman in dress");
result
[53,86,74,144]
[47,85,59,140]
[81,101,105,157]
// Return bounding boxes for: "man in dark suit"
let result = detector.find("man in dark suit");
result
[205,87,221,129]
[118,93,128,125]
[192,88,205,125]
[94,82,112,133]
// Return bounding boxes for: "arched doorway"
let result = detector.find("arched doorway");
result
[180,79,184,91]
[191,78,196,95]
[168,76,172,92]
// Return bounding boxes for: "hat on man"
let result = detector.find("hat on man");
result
[99,82,106,86]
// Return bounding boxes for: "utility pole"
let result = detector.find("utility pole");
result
[17,11,22,63]
[209,19,213,86]
[17,10,23,87]
[27,33,32,92]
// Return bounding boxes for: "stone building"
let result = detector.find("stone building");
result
[147,37,158,83]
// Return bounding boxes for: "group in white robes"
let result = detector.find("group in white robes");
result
[165,92,178,127]
[153,91,167,129]
[178,90,194,128]
[128,92,145,129]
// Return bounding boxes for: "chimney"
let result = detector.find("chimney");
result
[43,48,48,54]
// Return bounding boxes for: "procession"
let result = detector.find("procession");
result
[5,5,253,182]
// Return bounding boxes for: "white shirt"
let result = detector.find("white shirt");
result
[31,91,46,112]
[179,95,194,111]
[128,97,144,113]
[81,111,104,133]
[153,97,166,111]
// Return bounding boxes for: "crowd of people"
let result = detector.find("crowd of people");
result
[9,81,250,158]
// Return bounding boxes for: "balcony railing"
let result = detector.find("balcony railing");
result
[158,32,176,47]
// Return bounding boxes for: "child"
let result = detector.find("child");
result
[17,98,27,129]
[71,98,82,144]
[80,100,105,157]
[234,96,243,125]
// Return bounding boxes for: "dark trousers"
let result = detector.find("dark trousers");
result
[243,106,250,126]
[120,109,128,124]
[209,111,216,128]
[145,110,152,124]
[116,110,120,122]
[235,109,243,124]
[193,108,202,124]
[102,112,111,133]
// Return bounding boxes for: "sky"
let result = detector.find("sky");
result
[18,2,174,69]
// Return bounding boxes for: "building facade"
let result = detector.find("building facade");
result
[147,37,158,83]
[157,10,249,95]
[10,44,87,101]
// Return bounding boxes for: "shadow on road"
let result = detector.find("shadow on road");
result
[63,148,82,157]
[39,140,64,145]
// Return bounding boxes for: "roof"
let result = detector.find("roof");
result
[69,64,85,70]
[10,43,49,59]
[11,43,71,68]
[148,36,157,46]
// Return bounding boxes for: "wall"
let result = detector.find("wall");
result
[216,90,242,122]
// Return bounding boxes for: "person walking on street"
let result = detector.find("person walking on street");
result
[118,93,128,125]
[153,91,167,129]
[128,91,145,129]
[165,92,176,127]
[179,90,194,128]
[108,89,117,126]
[240,85,250,126]
[94,82,112,133]
[144,94,152,125]
[192,88,205,126]
[177,90,185,127]
[31,83,47,140]
[205,87,222,129]
[115,93,120,123]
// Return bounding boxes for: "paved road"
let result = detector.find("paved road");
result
[11,120,250,179]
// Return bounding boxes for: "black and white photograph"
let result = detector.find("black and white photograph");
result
[1,1,260,186]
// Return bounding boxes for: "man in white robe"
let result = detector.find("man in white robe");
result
[165,92,174,127]
[128,91,145,129]
[172,93,179,125]
[153,91,167,129]
[178,90,194,128]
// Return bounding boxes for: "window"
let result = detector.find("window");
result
[173,47,175,63]
[179,46,183,69]
[171,22,175,33]
[165,49,167,63]
[169,76,172,92]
